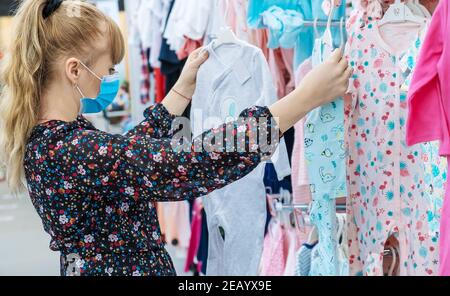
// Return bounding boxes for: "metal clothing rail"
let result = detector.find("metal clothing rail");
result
[301,20,344,27]
[275,202,397,260]
[275,203,347,212]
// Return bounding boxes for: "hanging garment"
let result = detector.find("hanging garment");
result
[190,41,291,276]
[176,38,203,61]
[162,201,191,248]
[184,200,203,273]
[336,213,350,276]
[159,0,186,94]
[292,58,313,205]
[221,0,252,43]
[303,31,347,276]
[260,220,289,276]
[397,16,446,263]
[154,68,166,103]
[267,48,296,98]
[261,5,304,49]
[247,0,300,29]
[283,226,303,276]
[148,0,172,69]
[346,19,439,276]
[156,202,167,243]
[293,0,347,68]
[139,46,151,105]
[295,242,318,276]
[420,142,446,237]
[197,208,209,275]
[405,0,450,276]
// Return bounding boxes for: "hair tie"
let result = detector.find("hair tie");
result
[43,0,64,19]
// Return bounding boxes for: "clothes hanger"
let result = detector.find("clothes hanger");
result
[406,0,425,17]
[378,0,428,27]
[413,0,432,18]
[306,225,319,245]
[313,18,320,39]
[323,0,336,47]
[339,16,345,49]
[213,27,242,49]
[281,189,295,228]
[212,0,243,49]
[387,247,397,276]
[335,213,343,245]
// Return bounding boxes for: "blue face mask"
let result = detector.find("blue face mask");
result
[76,61,120,114]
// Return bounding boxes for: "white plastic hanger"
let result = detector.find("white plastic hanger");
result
[406,0,425,17]
[387,247,397,276]
[307,225,319,245]
[378,0,427,27]
[213,27,241,49]
[212,0,242,49]
[313,18,320,39]
[413,0,432,18]
[323,0,336,46]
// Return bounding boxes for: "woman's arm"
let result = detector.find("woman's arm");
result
[163,46,351,133]
[161,48,209,116]
[269,48,352,133]
[57,105,278,202]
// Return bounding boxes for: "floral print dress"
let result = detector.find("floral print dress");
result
[345,19,441,276]
[24,103,279,276]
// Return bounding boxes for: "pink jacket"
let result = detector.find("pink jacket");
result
[407,0,450,155]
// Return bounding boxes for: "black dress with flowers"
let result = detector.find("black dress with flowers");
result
[24,103,279,276]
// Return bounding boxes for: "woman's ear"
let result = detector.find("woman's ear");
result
[65,58,81,85]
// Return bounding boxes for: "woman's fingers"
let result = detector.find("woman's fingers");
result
[189,47,209,68]
[344,66,353,80]
[190,46,204,58]
[338,57,349,73]
[328,47,343,64]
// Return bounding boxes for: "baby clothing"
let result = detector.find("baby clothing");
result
[247,0,300,29]
[260,220,289,276]
[303,28,347,276]
[406,0,450,276]
[346,19,439,276]
[283,227,302,276]
[295,242,318,276]
[292,58,314,205]
[190,41,291,276]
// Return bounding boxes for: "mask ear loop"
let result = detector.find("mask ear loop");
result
[75,84,85,98]
[72,82,85,114]
[78,60,103,81]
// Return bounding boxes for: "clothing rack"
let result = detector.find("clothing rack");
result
[275,203,347,212]
[302,20,344,27]
[274,202,396,258]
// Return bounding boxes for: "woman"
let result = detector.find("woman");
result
[0,0,352,276]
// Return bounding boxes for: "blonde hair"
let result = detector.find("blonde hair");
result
[0,0,125,193]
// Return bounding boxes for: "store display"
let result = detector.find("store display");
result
[0,0,447,277]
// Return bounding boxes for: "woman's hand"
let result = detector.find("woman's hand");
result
[162,48,209,116]
[173,47,210,99]
[297,48,352,111]
[269,48,352,133]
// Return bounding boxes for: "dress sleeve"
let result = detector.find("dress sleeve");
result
[56,106,280,202]
[124,104,176,139]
